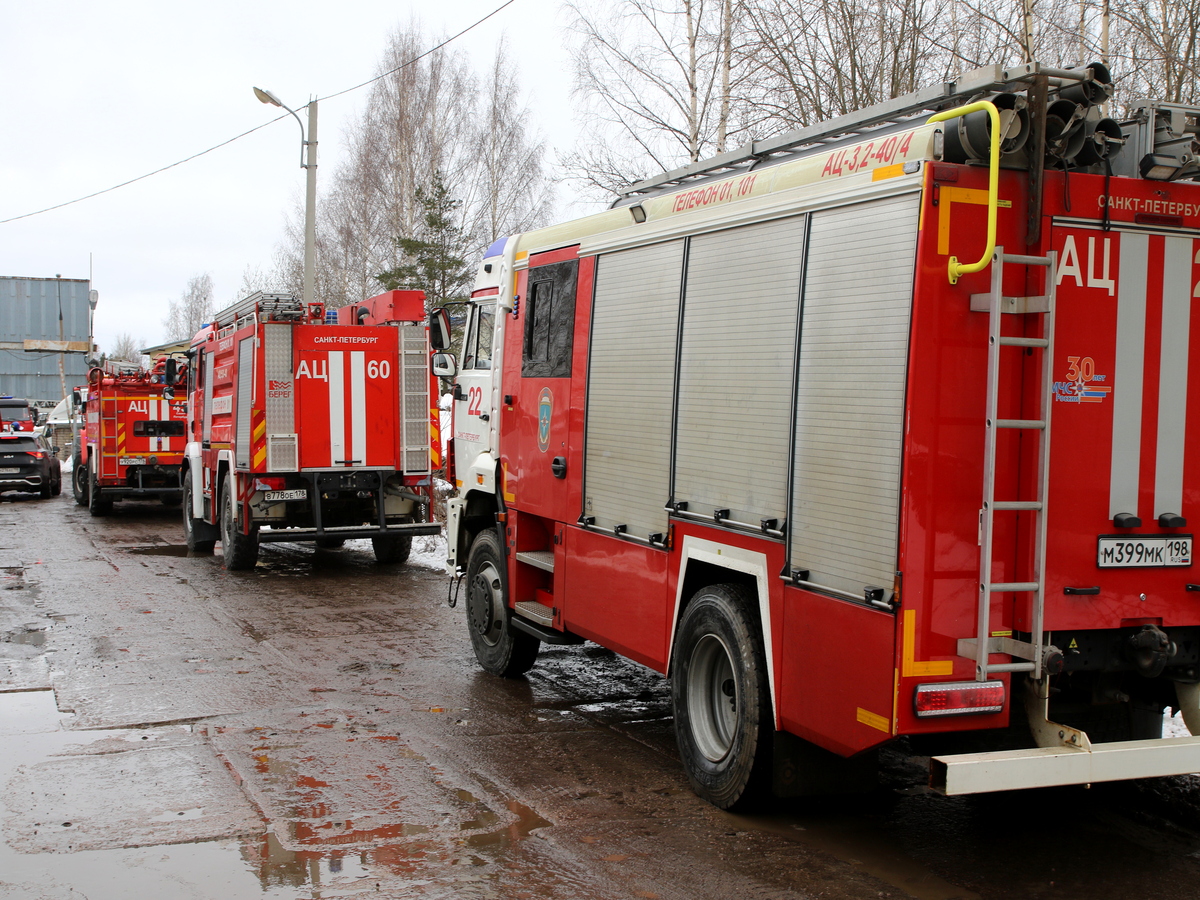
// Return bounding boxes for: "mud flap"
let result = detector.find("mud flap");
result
[1177,681,1200,736]
[772,731,878,797]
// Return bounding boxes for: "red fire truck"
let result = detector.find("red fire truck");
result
[72,358,188,515]
[182,291,440,570]
[0,397,37,433]
[436,61,1200,806]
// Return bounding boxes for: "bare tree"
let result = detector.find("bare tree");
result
[461,39,554,244]
[277,23,552,307]
[564,0,746,196]
[163,273,215,342]
[108,333,145,364]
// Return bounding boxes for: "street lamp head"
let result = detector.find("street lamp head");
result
[88,290,99,311]
[253,86,283,108]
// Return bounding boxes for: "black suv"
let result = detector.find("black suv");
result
[0,433,62,498]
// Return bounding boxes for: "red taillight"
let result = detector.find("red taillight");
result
[29,450,45,459]
[254,477,286,491]
[914,681,1005,717]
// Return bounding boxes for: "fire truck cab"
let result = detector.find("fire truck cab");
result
[441,61,1200,806]
[182,291,440,570]
[0,397,38,433]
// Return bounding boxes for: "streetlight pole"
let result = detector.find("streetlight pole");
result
[254,87,318,306]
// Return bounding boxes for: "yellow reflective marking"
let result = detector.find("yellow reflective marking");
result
[857,707,891,733]
[936,187,1013,256]
[902,609,954,677]
[502,463,515,503]
[872,164,904,181]
[991,629,1012,637]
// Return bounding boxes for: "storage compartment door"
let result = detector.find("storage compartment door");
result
[789,192,920,601]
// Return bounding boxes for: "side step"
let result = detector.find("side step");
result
[515,550,555,572]
[510,612,584,645]
[932,735,1200,795]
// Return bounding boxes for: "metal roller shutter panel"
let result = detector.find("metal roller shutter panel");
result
[235,337,254,469]
[675,215,806,525]
[584,240,685,539]
[789,192,920,599]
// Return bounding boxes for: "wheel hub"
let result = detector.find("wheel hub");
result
[467,570,498,637]
[688,634,738,763]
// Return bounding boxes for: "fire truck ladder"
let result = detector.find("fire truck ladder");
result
[958,248,1058,683]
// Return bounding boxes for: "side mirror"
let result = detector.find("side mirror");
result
[164,358,178,385]
[431,352,458,378]
[72,390,82,408]
[429,308,452,351]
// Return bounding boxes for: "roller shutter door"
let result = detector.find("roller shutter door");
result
[584,240,685,539]
[789,192,920,600]
[674,215,806,525]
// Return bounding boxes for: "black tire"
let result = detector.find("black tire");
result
[72,451,88,506]
[182,476,215,554]
[371,534,411,564]
[39,479,52,499]
[50,469,61,497]
[315,537,346,550]
[87,461,112,516]
[671,584,773,810]
[465,528,539,677]
[219,477,259,570]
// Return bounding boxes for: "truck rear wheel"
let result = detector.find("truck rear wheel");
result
[219,478,259,570]
[372,534,411,564]
[465,528,539,677]
[183,477,215,554]
[87,461,112,516]
[671,584,772,810]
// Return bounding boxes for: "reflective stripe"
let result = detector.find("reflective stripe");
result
[1155,237,1192,519]
[328,351,345,466]
[350,351,366,466]
[1109,233,1148,519]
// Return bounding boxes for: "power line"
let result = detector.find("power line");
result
[0,0,517,227]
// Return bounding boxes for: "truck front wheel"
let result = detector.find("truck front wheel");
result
[183,477,215,554]
[71,441,87,506]
[87,460,111,516]
[465,528,539,677]
[219,478,259,570]
[671,584,772,810]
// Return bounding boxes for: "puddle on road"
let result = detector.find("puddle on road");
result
[126,544,194,558]
[10,628,47,647]
[735,805,980,900]
[0,690,290,899]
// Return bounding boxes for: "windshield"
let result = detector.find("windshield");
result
[0,407,31,422]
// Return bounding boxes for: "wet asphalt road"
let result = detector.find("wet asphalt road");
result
[3,491,1200,899]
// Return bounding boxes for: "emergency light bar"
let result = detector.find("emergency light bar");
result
[914,681,1006,717]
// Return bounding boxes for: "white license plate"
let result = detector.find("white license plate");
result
[119,457,146,466]
[1097,536,1192,567]
[0,467,19,475]
[265,489,307,502]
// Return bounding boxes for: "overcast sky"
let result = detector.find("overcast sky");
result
[0,1,581,353]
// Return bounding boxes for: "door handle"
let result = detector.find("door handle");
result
[551,456,567,479]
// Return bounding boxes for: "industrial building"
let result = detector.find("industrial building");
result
[0,276,92,403]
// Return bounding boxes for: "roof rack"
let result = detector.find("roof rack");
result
[615,62,1097,203]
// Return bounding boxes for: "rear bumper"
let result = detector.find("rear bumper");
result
[0,475,44,490]
[98,485,183,499]
[932,735,1200,794]
[256,522,441,543]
